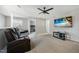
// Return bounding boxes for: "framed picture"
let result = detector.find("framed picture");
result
[66,16,72,27]
[54,16,72,27]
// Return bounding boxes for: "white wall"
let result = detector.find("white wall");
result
[0,14,6,28]
[50,8,79,42]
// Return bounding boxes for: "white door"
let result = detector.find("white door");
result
[36,19,46,35]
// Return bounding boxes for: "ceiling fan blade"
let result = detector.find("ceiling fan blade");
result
[46,8,53,11]
[39,12,43,14]
[39,12,49,14]
[37,8,43,11]
[45,12,49,14]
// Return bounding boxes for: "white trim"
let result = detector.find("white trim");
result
[37,33,50,36]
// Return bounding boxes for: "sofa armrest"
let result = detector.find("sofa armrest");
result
[8,38,30,47]
[7,38,31,53]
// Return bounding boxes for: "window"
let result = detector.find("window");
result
[13,19,23,27]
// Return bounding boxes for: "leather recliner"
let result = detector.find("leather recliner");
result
[5,28,31,53]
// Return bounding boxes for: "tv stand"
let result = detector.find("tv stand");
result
[53,32,66,40]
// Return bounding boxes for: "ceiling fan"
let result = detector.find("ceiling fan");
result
[37,7,53,14]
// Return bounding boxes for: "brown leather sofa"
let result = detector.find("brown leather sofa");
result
[5,28,31,53]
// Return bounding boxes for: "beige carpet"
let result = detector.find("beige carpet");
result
[28,34,79,53]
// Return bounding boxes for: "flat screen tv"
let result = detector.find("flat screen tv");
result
[54,16,72,27]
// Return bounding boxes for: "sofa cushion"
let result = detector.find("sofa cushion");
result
[5,29,17,42]
[13,28,20,38]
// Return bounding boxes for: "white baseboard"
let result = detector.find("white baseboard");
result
[37,33,51,36]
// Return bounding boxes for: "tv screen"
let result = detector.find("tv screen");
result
[54,16,72,27]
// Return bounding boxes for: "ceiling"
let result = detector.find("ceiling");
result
[0,5,79,19]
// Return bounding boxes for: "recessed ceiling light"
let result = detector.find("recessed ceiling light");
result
[17,5,21,8]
